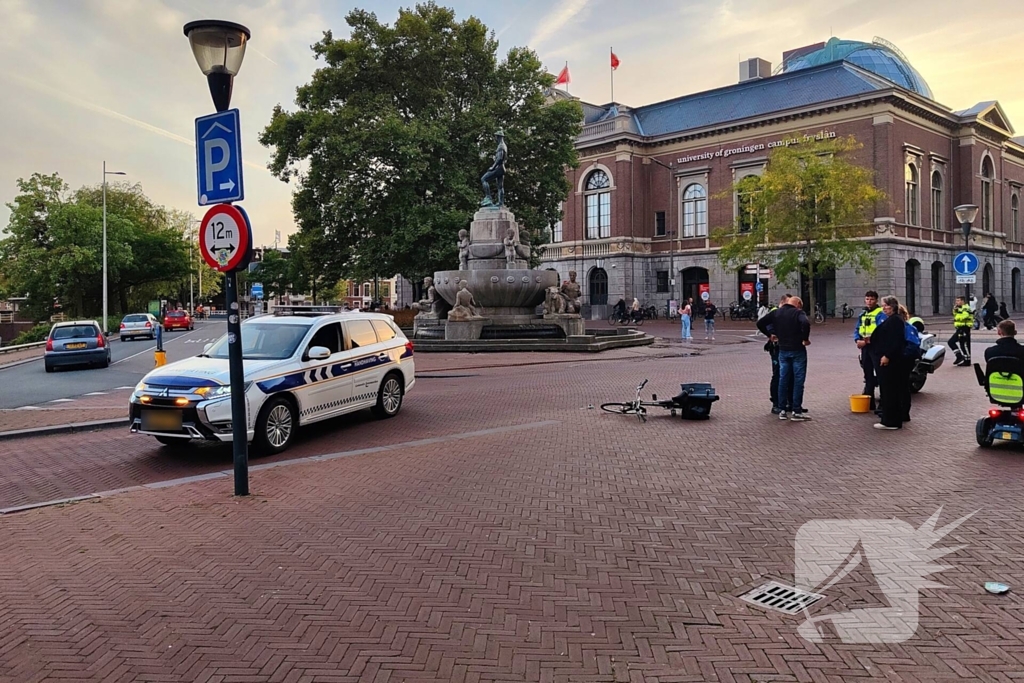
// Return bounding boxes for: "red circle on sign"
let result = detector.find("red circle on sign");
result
[199,204,251,273]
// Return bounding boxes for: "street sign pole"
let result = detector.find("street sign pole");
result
[224,269,248,496]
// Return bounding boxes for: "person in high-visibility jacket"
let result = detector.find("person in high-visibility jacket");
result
[854,290,886,412]
[950,296,974,365]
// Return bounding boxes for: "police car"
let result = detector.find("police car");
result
[129,309,414,453]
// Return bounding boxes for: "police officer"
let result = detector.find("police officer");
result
[854,290,886,412]
[950,296,974,365]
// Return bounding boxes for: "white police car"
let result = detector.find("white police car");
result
[129,310,414,453]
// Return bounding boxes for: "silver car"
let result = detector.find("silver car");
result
[120,313,158,341]
[44,320,110,372]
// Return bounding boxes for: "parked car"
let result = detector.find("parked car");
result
[45,320,110,372]
[129,311,415,454]
[163,310,194,331]
[120,313,158,341]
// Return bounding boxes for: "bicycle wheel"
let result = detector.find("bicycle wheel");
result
[634,317,644,326]
[608,314,618,326]
[814,310,825,324]
[601,402,641,415]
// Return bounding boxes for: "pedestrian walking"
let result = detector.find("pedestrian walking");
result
[950,296,973,365]
[703,299,718,340]
[982,293,999,329]
[756,295,811,420]
[680,300,692,341]
[873,296,911,430]
[999,301,1010,323]
[854,290,886,413]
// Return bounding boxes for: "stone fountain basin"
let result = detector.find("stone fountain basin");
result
[434,269,558,310]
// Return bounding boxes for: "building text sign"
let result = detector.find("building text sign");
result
[677,130,837,165]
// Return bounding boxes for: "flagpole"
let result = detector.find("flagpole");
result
[565,61,569,94]
[610,47,614,102]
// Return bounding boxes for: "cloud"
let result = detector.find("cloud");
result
[528,0,591,49]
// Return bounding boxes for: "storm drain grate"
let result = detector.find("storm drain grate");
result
[740,581,825,614]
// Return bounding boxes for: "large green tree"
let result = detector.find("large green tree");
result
[260,2,582,282]
[0,173,190,320]
[716,136,886,314]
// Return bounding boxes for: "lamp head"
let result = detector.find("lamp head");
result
[954,204,979,226]
[183,20,251,111]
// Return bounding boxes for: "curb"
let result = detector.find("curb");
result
[0,418,128,441]
[0,356,42,371]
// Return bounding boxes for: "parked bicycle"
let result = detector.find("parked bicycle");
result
[839,302,854,322]
[641,304,659,320]
[813,301,836,324]
[729,300,757,321]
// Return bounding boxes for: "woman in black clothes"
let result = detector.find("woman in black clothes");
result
[872,296,910,430]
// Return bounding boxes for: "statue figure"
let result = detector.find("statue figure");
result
[457,229,470,270]
[559,269,582,314]
[480,129,507,208]
[543,286,565,315]
[448,282,483,321]
[413,276,441,316]
[503,227,517,268]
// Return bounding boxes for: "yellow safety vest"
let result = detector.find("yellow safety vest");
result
[953,305,973,329]
[858,307,883,338]
[989,372,1024,405]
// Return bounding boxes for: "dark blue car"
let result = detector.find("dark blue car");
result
[44,321,110,372]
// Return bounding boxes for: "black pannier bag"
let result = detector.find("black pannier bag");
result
[672,382,720,420]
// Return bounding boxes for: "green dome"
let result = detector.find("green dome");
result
[782,37,933,100]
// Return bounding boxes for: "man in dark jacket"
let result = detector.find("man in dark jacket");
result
[763,293,792,414]
[757,296,811,421]
[985,320,1024,363]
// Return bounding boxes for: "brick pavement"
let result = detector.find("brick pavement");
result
[2,326,1024,681]
[0,390,130,433]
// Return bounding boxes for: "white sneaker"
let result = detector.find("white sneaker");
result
[873,423,899,430]
[779,411,788,420]
[790,412,810,422]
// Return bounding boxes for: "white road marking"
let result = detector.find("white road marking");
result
[114,386,134,390]
[48,398,74,403]
[111,330,200,366]
[15,406,40,411]
[83,392,107,396]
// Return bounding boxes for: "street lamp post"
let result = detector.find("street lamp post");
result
[184,18,251,496]
[955,204,980,302]
[102,162,126,334]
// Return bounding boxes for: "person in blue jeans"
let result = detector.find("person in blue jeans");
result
[756,295,811,420]
[703,300,718,340]
[680,300,692,340]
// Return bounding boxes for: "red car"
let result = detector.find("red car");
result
[162,310,194,331]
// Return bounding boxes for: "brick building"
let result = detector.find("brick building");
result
[541,37,1024,319]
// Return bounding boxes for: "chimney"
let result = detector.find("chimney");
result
[739,57,772,83]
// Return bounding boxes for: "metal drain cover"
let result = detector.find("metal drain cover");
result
[740,580,824,614]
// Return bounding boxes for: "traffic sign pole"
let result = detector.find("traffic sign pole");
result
[224,269,249,496]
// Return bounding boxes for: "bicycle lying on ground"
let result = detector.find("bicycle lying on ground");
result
[600,379,720,422]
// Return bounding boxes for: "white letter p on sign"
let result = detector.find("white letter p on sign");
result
[204,138,230,192]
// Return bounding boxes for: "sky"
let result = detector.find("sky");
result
[1,0,1021,248]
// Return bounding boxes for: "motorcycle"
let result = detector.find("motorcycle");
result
[908,319,945,393]
[729,300,757,321]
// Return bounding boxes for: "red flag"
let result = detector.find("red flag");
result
[610,51,620,70]
[555,65,571,86]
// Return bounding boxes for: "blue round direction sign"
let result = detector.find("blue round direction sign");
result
[953,251,979,276]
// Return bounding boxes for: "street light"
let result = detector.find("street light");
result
[954,204,979,301]
[184,18,251,497]
[102,162,127,334]
[183,20,250,112]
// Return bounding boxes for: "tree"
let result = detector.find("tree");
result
[716,136,886,315]
[0,173,190,320]
[260,2,581,282]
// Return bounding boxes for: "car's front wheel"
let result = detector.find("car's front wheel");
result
[372,373,404,419]
[254,395,297,454]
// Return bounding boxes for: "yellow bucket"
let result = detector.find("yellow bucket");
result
[850,394,871,413]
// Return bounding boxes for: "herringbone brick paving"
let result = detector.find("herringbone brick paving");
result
[1,326,1022,681]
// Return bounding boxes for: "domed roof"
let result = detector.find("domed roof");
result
[781,37,933,99]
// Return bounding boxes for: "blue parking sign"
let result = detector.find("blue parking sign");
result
[195,109,244,206]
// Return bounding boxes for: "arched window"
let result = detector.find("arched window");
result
[1013,194,1020,243]
[588,268,608,305]
[982,157,994,232]
[736,175,762,233]
[584,170,611,239]
[681,183,708,238]
[931,170,942,230]
[905,162,919,226]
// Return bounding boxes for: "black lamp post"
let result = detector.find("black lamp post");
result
[954,204,979,302]
[184,19,252,496]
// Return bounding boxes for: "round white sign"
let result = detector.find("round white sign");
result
[701,291,710,301]
[743,290,752,300]
[198,204,250,273]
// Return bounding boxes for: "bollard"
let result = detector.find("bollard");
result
[154,323,167,367]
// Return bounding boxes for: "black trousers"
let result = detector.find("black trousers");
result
[861,349,882,408]
[879,359,910,428]
[768,345,781,407]
[948,328,971,361]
